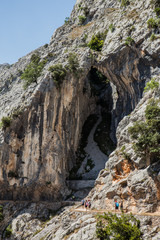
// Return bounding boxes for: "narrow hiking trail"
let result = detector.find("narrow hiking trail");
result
[70,205,160,217]
[78,110,108,180]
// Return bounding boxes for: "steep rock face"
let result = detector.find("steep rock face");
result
[0,0,159,206]
[0,74,97,200]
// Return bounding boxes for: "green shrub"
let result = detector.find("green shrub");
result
[0,205,4,222]
[0,116,12,128]
[44,44,48,48]
[128,99,160,163]
[66,52,80,75]
[121,0,130,7]
[21,54,47,89]
[147,18,159,29]
[78,15,86,25]
[109,24,115,32]
[88,32,107,51]
[144,78,159,92]
[49,64,66,88]
[83,33,88,42]
[154,7,160,15]
[64,17,70,24]
[125,36,135,46]
[0,212,4,221]
[11,108,23,118]
[5,224,12,238]
[150,33,157,41]
[96,212,142,240]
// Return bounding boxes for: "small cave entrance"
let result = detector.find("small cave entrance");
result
[67,67,117,187]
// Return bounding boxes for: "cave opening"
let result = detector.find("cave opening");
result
[68,67,117,185]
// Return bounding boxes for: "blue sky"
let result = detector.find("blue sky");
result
[0,0,76,64]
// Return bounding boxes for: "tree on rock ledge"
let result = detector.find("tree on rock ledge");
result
[96,212,143,240]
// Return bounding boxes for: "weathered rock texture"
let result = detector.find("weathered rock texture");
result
[0,0,160,219]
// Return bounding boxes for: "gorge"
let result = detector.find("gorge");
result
[0,0,160,239]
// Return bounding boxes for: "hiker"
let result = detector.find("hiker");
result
[120,200,123,212]
[85,200,88,210]
[81,199,85,207]
[115,200,119,211]
[88,200,91,209]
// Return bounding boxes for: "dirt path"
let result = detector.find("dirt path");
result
[71,206,160,217]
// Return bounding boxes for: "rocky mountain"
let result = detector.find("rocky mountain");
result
[0,0,160,239]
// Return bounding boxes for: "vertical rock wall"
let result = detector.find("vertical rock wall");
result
[0,75,97,200]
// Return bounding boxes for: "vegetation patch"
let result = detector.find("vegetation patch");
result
[78,15,86,25]
[66,52,80,76]
[5,224,12,238]
[150,33,157,41]
[64,17,70,24]
[128,98,160,164]
[96,212,142,240]
[125,36,135,46]
[49,64,66,88]
[88,31,108,51]
[11,108,23,118]
[120,145,131,160]
[0,116,12,129]
[120,0,130,7]
[147,18,160,29]
[49,53,80,89]
[21,54,47,89]
[109,24,115,32]
[144,78,159,92]
[154,7,160,16]
[0,205,4,222]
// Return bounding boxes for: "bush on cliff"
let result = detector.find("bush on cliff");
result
[88,33,106,51]
[5,224,12,238]
[96,212,142,240]
[78,15,86,25]
[66,52,80,75]
[0,116,12,129]
[0,205,4,222]
[147,18,160,29]
[49,64,66,88]
[128,99,160,164]
[125,36,135,46]
[21,54,47,89]
[120,0,130,7]
[144,78,159,92]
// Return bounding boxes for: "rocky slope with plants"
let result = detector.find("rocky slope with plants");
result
[0,0,160,238]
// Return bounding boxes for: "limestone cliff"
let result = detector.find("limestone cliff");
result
[0,0,159,219]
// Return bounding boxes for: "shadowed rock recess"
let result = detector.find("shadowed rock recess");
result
[0,0,160,239]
